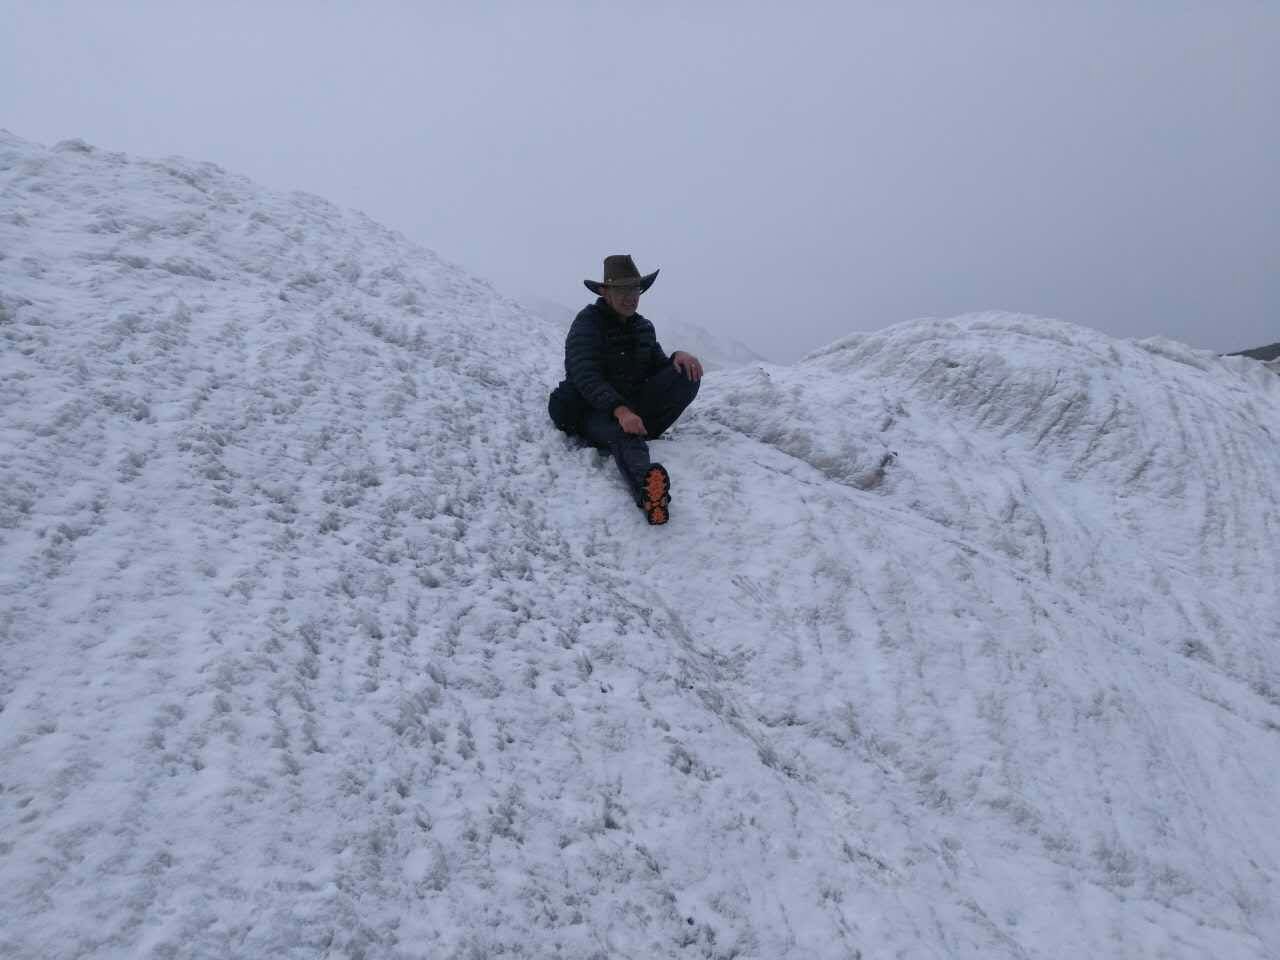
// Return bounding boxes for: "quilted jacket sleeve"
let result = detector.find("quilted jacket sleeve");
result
[645,320,671,376]
[565,310,627,413]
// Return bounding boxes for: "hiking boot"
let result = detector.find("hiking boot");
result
[639,463,671,525]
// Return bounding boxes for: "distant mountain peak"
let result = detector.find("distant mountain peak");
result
[1229,340,1280,363]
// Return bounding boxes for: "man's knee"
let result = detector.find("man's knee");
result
[680,372,701,402]
[652,363,700,402]
[670,372,699,413]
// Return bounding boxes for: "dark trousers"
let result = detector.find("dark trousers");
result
[579,365,700,501]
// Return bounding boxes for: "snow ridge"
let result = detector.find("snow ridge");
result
[3,132,1279,959]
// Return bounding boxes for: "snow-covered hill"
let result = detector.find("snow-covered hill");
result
[3,132,1279,959]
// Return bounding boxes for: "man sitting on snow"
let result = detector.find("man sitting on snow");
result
[547,255,703,525]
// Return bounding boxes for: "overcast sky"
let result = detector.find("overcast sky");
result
[4,1,1276,361]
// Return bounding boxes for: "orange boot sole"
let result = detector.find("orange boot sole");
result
[640,464,671,525]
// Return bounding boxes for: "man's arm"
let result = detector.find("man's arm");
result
[648,325,671,375]
[645,321,701,380]
[565,313,628,413]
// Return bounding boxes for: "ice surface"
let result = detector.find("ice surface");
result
[2,131,1278,959]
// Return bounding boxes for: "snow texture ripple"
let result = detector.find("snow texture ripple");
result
[2,131,1279,959]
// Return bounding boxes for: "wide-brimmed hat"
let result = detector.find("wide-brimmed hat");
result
[584,254,659,295]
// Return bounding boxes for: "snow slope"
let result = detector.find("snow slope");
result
[2,132,1279,959]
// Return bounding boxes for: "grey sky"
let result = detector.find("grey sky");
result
[4,1,1276,361]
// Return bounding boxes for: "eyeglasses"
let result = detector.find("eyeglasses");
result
[606,285,643,298]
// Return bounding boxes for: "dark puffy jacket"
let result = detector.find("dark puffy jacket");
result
[548,300,670,434]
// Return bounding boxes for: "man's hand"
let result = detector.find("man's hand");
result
[614,405,648,435]
[672,351,703,381]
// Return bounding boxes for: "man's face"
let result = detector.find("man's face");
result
[602,284,642,318]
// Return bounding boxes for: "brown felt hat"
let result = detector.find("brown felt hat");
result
[584,254,659,295]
